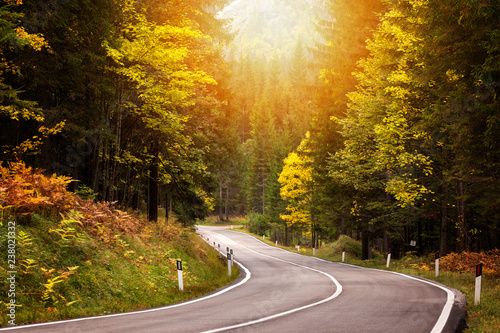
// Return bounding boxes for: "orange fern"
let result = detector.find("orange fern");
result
[0,162,77,217]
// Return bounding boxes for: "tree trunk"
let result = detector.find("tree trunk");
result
[383,221,389,254]
[417,220,423,255]
[261,178,265,215]
[91,134,101,197]
[456,179,467,251]
[285,223,288,246]
[165,191,169,224]
[148,139,159,222]
[225,183,230,221]
[440,197,448,255]
[109,110,122,202]
[219,177,224,221]
[311,226,316,250]
[361,230,369,260]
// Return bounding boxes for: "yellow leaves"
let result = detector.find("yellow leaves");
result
[387,70,412,85]
[16,230,33,247]
[14,27,49,51]
[41,266,79,307]
[1,106,44,122]
[196,189,215,212]
[319,68,336,84]
[20,259,37,274]
[1,102,64,157]
[278,134,314,229]
[107,7,218,138]
[278,151,312,200]
[386,177,432,208]
[49,212,85,246]
[445,69,464,83]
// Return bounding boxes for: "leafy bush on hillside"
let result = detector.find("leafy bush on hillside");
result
[322,235,363,259]
[400,249,500,277]
[0,161,236,325]
[76,199,141,244]
[0,162,141,241]
[0,162,76,218]
[440,250,500,277]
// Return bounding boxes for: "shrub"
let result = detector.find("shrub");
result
[440,250,500,277]
[0,162,76,219]
[323,235,363,259]
[75,184,97,201]
[76,200,141,243]
[247,213,269,235]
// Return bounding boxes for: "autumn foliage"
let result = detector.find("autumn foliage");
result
[405,250,500,277]
[76,200,141,243]
[0,162,77,217]
[0,161,143,240]
[440,250,500,277]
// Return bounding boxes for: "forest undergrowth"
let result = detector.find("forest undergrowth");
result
[0,162,238,326]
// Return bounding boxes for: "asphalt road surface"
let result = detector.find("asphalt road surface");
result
[2,226,465,333]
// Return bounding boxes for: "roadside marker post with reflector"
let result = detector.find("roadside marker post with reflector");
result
[342,248,345,263]
[435,251,440,277]
[313,247,315,256]
[475,263,483,305]
[386,249,391,268]
[230,249,234,267]
[177,260,184,292]
[227,253,232,276]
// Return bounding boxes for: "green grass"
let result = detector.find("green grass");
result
[239,226,499,333]
[0,214,239,326]
[199,215,248,227]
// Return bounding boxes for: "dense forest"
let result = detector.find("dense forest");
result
[1,0,499,258]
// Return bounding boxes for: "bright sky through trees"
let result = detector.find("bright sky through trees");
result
[217,0,327,60]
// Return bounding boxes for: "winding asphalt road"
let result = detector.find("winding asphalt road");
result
[2,226,465,332]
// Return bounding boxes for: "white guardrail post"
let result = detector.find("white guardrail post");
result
[435,251,440,277]
[177,260,184,292]
[475,263,483,305]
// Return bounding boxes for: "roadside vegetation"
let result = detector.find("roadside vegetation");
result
[0,163,238,326]
[238,223,500,333]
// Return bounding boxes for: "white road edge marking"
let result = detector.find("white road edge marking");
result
[233,231,455,333]
[0,237,252,332]
[391,271,455,333]
[201,238,343,333]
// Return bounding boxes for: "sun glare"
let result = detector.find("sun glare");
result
[217,0,326,60]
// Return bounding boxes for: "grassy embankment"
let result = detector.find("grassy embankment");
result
[234,221,499,333]
[0,164,239,327]
[0,213,239,326]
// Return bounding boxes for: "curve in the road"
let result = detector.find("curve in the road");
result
[1,228,462,333]
[201,239,343,333]
[221,230,456,333]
